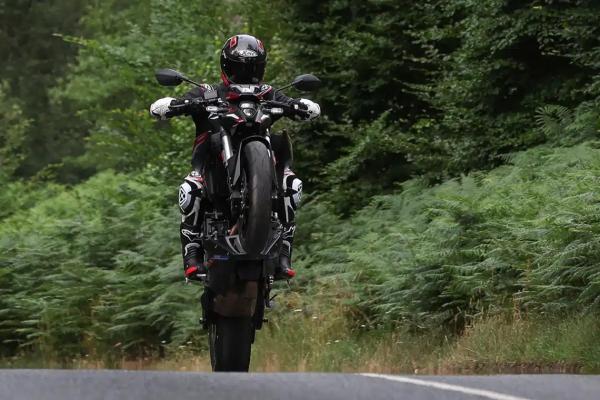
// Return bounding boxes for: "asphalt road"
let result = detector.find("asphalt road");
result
[0,370,598,400]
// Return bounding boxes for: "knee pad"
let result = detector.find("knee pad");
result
[179,173,204,225]
[282,170,302,223]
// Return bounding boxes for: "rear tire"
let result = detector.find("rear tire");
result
[209,316,254,372]
[239,141,272,254]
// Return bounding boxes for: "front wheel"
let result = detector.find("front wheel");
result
[238,141,273,254]
[209,316,254,372]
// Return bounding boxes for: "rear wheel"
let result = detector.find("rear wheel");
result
[209,316,254,372]
[239,141,272,255]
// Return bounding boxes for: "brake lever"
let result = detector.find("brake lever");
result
[262,100,288,116]
[266,107,285,116]
[206,105,230,113]
[190,98,207,106]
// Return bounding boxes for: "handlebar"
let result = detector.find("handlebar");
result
[263,100,289,108]
[169,97,292,117]
[168,97,222,113]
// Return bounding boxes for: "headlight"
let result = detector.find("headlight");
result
[242,108,256,117]
[240,102,257,118]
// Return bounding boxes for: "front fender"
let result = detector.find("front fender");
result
[230,136,277,190]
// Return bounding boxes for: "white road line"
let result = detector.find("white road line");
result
[360,374,533,400]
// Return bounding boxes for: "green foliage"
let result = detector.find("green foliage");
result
[45,0,297,184]
[0,0,88,178]
[415,0,600,175]
[280,0,438,200]
[4,0,600,367]
[536,102,600,145]
[285,0,600,209]
[297,143,600,329]
[0,172,200,359]
[0,81,30,179]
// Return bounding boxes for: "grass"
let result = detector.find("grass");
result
[248,307,600,374]
[3,308,597,374]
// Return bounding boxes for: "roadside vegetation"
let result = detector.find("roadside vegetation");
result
[1,0,600,372]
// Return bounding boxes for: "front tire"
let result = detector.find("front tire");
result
[209,316,254,372]
[239,141,272,254]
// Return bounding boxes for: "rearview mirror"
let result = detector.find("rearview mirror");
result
[155,68,184,86]
[291,74,321,92]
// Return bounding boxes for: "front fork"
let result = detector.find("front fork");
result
[221,130,234,166]
[220,129,240,220]
[220,128,274,169]
[221,129,275,222]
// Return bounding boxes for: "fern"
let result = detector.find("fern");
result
[535,105,572,139]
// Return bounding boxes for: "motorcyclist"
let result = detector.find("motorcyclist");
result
[149,34,320,281]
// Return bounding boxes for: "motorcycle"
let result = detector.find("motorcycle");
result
[154,68,320,371]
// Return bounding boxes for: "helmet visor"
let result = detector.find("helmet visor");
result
[228,60,265,84]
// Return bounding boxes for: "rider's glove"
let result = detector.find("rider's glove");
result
[150,97,176,120]
[151,98,207,120]
[289,99,321,121]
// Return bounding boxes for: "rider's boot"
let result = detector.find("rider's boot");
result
[276,225,296,280]
[275,167,302,280]
[179,171,206,281]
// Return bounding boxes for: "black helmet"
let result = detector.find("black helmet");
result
[220,34,267,85]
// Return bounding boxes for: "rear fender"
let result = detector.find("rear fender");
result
[213,281,258,318]
[206,260,263,318]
